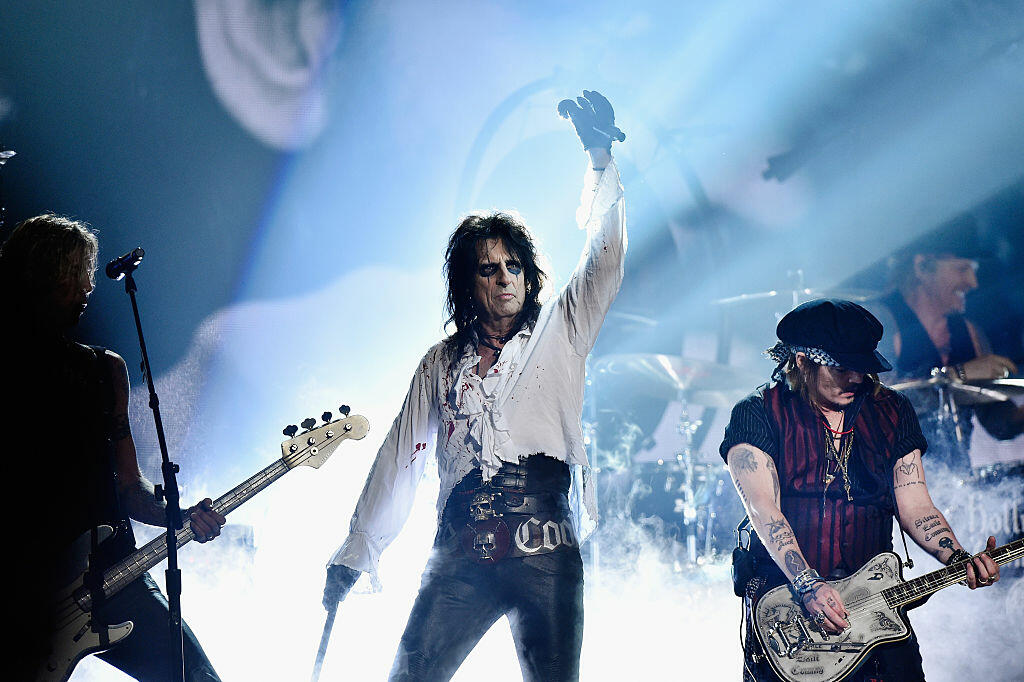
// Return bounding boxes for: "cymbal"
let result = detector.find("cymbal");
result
[712,288,879,306]
[591,353,761,407]
[888,377,1024,405]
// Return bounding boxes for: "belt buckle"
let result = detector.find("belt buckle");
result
[460,518,511,564]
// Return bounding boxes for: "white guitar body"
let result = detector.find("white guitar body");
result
[42,578,134,682]
[39,525,133,682]
[754,552,911,682]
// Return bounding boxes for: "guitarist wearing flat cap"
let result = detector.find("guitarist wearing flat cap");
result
[722,299,1005,682]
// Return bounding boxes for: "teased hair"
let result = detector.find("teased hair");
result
[0,214,99,297]
[443,211,547,363]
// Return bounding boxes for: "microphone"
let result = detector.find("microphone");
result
[105,247,145,281]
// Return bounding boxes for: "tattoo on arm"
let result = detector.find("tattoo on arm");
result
[766,458,780,502]
[784,550,806,576]
[938,537,955,552]
[766,516,796,549]
[894,452,924,489]
[896,459,918,477]
[734,447,758,473]
[733,478,749,505]
[924,526,952,542]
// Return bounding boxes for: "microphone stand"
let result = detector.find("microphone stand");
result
[117,264,186,682]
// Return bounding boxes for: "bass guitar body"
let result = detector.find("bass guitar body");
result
[38,526,134,682]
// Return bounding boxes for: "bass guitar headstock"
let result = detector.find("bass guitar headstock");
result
[280,405,369,469]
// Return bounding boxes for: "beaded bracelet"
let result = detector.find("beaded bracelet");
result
[946,548,972,566]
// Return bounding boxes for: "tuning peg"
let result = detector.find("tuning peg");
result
[339,405,351,417]
[322,411,333,423]
[301,417,317,431]
[283,425,298,438]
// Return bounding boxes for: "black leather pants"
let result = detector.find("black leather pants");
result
[389,547,584,682]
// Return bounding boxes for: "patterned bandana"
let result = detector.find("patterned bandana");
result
[765,341,840,382]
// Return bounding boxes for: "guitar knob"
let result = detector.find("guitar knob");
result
[283,425,298,438]
[322,411,333,423]
[339,405,351,417]
[301,417,317,431]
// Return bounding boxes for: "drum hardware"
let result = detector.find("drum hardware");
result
[889,375,1020,406]
[590,353,760,408]
[890,373,1020,446]
[710,268,878,308]
[676,397,702,564]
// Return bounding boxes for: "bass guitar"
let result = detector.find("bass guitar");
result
[39,412,369,682]
[753,538,1023,682]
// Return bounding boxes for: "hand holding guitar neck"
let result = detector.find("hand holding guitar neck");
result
[185,498,226,543]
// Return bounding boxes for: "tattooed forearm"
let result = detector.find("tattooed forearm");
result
[784,550,806,576]
[914,514,939,529]
[924,527,952,542]
[765,516,796,549]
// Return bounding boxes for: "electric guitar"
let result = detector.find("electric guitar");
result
[38,412,369,682]
[753,538,1023,682]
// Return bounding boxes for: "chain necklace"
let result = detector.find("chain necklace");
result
[822,422,855,502]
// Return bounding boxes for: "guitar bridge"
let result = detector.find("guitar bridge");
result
[766,618,809,659]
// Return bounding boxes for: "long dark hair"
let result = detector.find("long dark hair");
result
[443,211,548,363]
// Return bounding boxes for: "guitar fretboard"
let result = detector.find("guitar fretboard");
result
[81,459,291,609]
[883,538,1024,608]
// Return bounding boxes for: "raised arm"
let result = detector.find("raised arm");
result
[892,449,999,589]
[557,90,626,355]
[727,443,850,633]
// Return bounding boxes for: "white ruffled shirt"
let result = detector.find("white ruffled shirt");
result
[329,159,625,586]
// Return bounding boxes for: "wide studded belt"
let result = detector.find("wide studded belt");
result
[438,490,577,565]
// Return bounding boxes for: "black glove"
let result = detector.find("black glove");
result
[557,90,625,151]
[323,564,360,610]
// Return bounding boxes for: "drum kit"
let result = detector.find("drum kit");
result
[584,351,760,567]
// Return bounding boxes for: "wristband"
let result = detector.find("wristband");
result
[945,548,971,566]
[790,568,825,596]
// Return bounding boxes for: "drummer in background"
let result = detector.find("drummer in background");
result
[868,219,1023,472]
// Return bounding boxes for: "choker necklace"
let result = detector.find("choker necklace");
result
[479,337,504,352]
[476,325,515,352]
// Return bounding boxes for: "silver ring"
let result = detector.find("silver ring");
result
[814,612,826,624]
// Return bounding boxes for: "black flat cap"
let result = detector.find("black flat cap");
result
[776,298,892,374]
